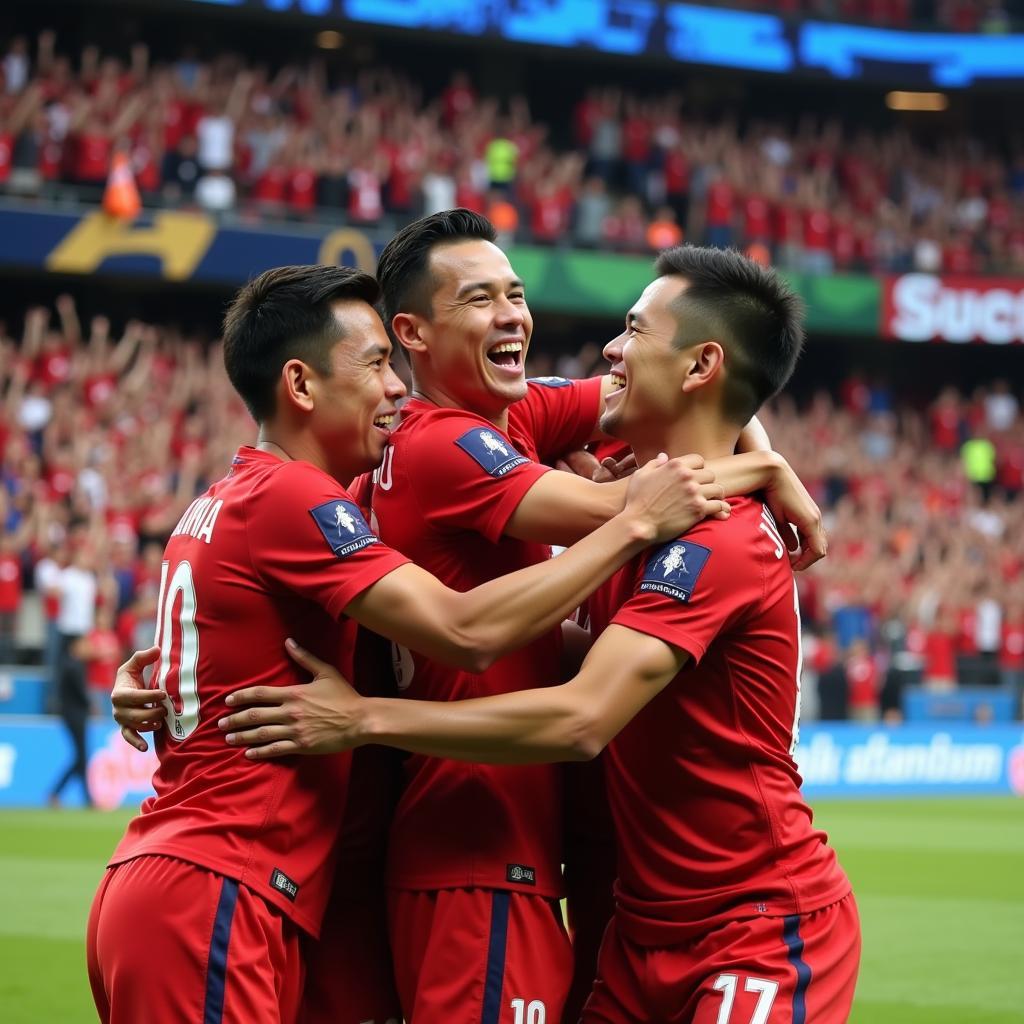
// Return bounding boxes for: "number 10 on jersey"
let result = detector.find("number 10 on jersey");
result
[153,559,201,742]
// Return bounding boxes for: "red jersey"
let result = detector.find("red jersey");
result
[109,448,409,936]
[0,132,11,184]
[287,166,318,212]
[587,497,850,946]
[845,652,879,709]
[705,179,735,227]
[0,553,21,613]
[1001,621,1024,671]
[742,194,772,243]
[370,377,603,897]
[85,627,122,689]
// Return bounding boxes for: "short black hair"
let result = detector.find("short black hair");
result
[654,246,805,423]
[222,265,379,422]
[376,209,497,327]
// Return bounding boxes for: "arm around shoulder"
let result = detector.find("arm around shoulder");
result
[359,623,687,764]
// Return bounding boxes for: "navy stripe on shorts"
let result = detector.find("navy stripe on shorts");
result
[203,877,240,1024]
[782,914,813,1024]
[481,892,511,1024]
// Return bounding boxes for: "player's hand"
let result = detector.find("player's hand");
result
[555,448,638,483]
[762,456,827,571]
[624,453,729,543]
[219,639,364,760]
[111,646,166,753]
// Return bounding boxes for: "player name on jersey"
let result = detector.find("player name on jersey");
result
[170,496,225,544]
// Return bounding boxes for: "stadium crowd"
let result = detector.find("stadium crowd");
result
[2,32,1024,275]
[1,295,1021,722]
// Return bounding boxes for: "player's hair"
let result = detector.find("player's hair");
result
[654,246,805,424]
[222,264,380,422]
[376,209,497,327]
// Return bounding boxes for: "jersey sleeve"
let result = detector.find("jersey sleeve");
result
[611,519,758,665]
[245,462,410,621]
[515,375,605,463]
[402,411,552,543]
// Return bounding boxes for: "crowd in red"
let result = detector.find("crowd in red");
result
[1,297,1022,720]
[2,32,1024,274]
[0,297,252,697]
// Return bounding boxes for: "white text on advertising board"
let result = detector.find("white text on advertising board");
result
[888,273,1024,344]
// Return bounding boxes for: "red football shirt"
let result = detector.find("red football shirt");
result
[0,553,21,613]
[109,448,410,936]
[370,377,603,897]
[587,496,850,945]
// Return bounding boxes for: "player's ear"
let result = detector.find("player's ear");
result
[680,341,724,395]
[280,358,316,413]
[391,312,428,355]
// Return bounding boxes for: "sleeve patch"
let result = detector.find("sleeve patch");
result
[527,376,572,388]
[639,540,712,603]
[309,499,379,558]
[454,427,531,477]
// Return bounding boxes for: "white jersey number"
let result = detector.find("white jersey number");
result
[511,999,545,1024]
[153,560,201,742]
[790,578,804,755]
[712,974,779,1024]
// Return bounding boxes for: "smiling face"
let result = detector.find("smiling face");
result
[310,300,406,480]
[405,239,533,423]
[600,275,692,448]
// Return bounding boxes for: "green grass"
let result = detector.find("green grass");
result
[813,799,1024,1024]
[1,800,1022,1021]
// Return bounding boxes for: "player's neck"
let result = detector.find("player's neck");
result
[631,413,739,467]
[255,434,295,463]
[255,429,355,483]
[409,380,510,433]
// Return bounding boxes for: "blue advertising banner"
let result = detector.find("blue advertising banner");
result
[0,204,379,284]
[185,0,1024,87]
[1,717,1022,808]
[796,724,1024,799]
[0,718,157,810]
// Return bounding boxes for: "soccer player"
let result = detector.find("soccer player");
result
[219,212,822,1024]
[222,247,859,1023]
[90,263,729,1024]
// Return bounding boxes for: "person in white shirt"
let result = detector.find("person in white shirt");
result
[49,548,98,807]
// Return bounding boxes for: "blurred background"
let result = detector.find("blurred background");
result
[0,1,1022,1021]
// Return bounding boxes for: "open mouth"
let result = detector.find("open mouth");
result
[608,371,627,392]
[372,413,395,431]
[486,341,523,370]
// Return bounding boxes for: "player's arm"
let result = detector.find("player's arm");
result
[737,414,772,453]
[343,455,722,672]
[362,625,686,763]
[223,625,685,763]
[506,448,824,567]
[112,452,720,747]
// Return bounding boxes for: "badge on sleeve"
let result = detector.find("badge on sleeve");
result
[309,499,379,558]
[454,427,530,477]
[639,540,712,603]
[527,376,571,388]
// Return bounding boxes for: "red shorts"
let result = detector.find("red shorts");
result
[87,855,304,1024]
[301,875,401,1024]
[582,894,861,1024]
[389,888,573,1023]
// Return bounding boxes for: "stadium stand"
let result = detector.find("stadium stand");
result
[3,30,1024,273]
[0,7,1022,727]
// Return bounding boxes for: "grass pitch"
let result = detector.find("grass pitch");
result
[0,799,1021,1022]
